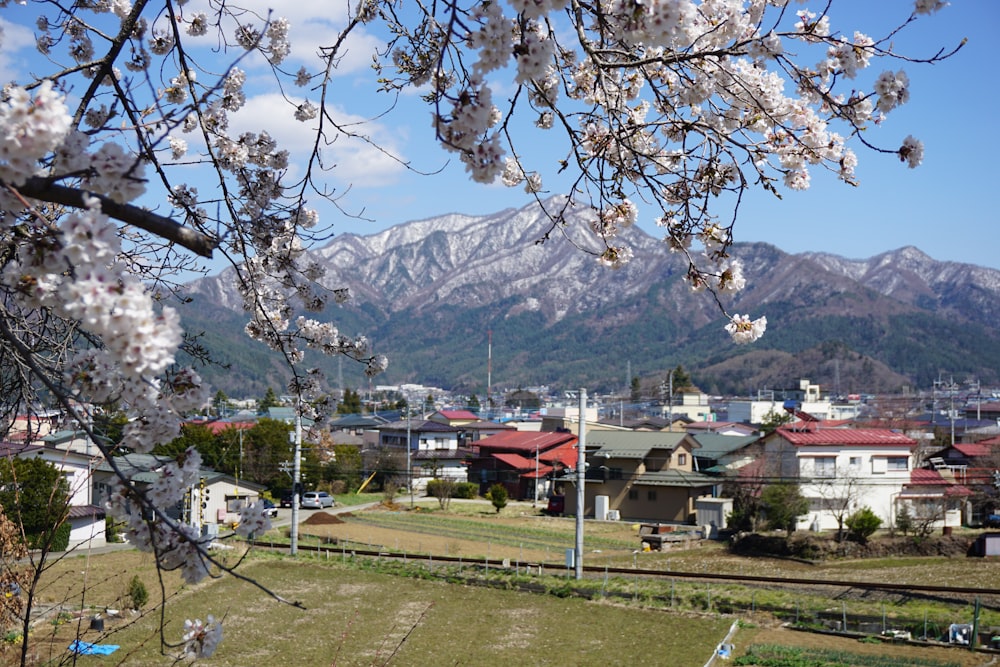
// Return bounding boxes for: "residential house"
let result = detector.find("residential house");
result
[896,468,971,530]
[92,454,265,537]
[428,410,480,427]
[684,421,758,437]
[761,424,918,531]
[689,433,759,474]
[658,390,714,422]
[375,419,468,494]
[727,379,832,424]
[597,415,689,432]
[467,430,578,501]
[10,431,107,548]
[458,419,516,443]
[1,440,106,548]
[563,431,717,523]
[8,411,60,443]
[538,405,605,434]
[922,438,1000,524]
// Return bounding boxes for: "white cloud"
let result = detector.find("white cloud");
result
[0,18,37,83]
[180,0,381,77]
[230,92,407,189]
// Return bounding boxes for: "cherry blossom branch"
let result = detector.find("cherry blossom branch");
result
[10,178,216,258]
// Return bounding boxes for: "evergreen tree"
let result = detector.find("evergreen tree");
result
[0,458,70,548]
[338,388,362,415]
[761,482,809,533]
[258,387,280,413]
[213,390,229,416]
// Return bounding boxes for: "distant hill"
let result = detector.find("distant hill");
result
[179,198,1000,398]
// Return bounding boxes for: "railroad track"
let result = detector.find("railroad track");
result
[254,541,1000,602]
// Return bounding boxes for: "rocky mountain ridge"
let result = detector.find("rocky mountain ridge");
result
[181,199,1000,397]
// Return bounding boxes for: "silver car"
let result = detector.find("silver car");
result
[300,491,334,509]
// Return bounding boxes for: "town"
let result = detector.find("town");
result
[9,376,1000,554]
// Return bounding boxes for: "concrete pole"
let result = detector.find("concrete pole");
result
[575,388,587,580]
[290,400,302,556]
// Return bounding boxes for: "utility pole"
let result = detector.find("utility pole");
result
[533,443,539,507]
[575,388,587,581]
[406,391,413,509]
[290,398,302,556]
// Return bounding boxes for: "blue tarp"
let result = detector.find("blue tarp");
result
[68,640,120,655]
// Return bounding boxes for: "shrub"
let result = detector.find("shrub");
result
[486,484,508,514]
[845,506,882,544]
[426,478,457,510]
[895,506,913,536]
[127,575,149,610]
[452,482,478,499]
[29,522,71,552]
[105,516,121,543]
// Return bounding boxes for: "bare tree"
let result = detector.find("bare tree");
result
[428,478,458,510]
[813,473,866,541]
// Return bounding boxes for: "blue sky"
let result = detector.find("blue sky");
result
[1,1,996,270]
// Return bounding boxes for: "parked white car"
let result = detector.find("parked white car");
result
[300,491,334,509]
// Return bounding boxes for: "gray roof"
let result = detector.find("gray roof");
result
[587,431,692,460]
[329,414,389,429]
[379,419,463,433]
[633,469,719,488]
[94,454,264,490]
[95,453,173,477]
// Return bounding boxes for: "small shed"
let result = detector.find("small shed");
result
[695,497,732,539]
[971,532,1000,558]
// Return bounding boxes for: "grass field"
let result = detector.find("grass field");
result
[13,499,1000,666]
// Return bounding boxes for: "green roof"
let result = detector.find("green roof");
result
[689,434,758,459]
[587,431,691,460]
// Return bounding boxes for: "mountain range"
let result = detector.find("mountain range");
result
[180,197,1000,400]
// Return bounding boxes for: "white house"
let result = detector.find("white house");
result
[376,419,468,494]
[3,438,106,549]
[761,424,918,531]
[728,380,833,424]
[93,454,265,538]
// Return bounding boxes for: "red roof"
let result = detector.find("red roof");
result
[954,442,991,457]
[906,469,973,496]
[521,465,555,479]
[475,430,577,454]
[192,420,255,435]
[493,452,535,470]
[539,442,579,468]
[775,426,915,448]
[910,468,949,485]
[436,410,479,421]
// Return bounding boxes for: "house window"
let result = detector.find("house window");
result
[677,453,687,466]
[887,456,908,471]
[814,457,836,478]
[849,456,862,469]
[609,467,623,480]
[628,489,638,501]
[647,490,657,501]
